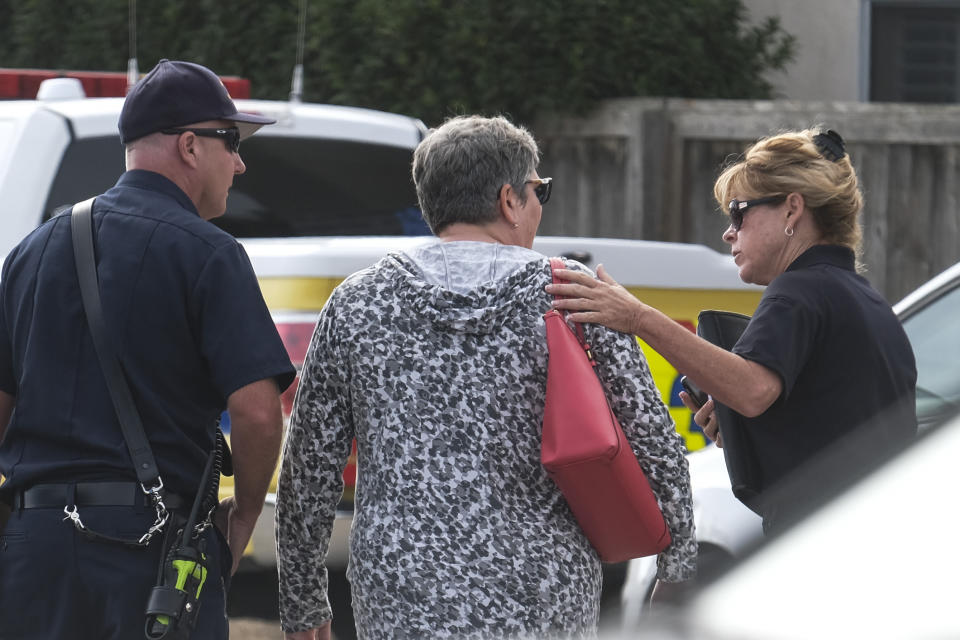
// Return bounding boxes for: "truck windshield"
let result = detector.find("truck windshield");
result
[43,135,429,237]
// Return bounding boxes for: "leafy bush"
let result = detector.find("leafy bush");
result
[307,0,795,125]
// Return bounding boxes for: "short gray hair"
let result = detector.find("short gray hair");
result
[412,115,540,234]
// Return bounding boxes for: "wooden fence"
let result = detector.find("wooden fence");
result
[534,98,960,302]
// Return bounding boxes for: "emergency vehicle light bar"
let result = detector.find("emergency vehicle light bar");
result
[0,68,251,100]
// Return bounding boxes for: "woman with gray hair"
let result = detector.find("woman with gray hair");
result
[276,115,695,640]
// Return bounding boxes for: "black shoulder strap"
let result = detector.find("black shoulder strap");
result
[70,198,163,490]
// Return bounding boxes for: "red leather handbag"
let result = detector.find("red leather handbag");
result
[541,258,671,562]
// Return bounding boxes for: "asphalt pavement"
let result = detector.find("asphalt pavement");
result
[228,567,283,639]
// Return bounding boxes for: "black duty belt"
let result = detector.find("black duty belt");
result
[12,482,186,511]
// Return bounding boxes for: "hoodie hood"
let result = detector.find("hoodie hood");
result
[383,241,552,335]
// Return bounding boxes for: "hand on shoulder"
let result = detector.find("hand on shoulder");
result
[545,264,645,335]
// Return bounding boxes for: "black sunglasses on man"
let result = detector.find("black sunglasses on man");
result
[161,127,241,154]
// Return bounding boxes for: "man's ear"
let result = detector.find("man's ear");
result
[176,132,200,168]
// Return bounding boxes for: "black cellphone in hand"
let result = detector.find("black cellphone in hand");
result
[680,375,708,409]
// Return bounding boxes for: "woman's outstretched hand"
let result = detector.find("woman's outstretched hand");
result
[545,264,644,335]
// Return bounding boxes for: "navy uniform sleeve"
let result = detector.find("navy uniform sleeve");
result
[732,291,819,401]
[0,256,15,395]
[191,241,295,398]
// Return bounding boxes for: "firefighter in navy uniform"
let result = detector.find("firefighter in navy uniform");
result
[0,59,295,639]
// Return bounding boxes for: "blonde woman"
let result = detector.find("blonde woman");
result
[548,129,917,534]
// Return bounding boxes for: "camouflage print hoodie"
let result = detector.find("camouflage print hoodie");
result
[276,241,695,638]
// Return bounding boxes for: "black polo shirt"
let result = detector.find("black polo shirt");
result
[732,245,917,516]
[0,170,295,497]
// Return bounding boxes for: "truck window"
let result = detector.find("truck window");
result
[43,135,429,237]
[43,136,127,219]
[218,136,428,237]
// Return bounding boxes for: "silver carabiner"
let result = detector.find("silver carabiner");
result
[138,485,170,546]
[140,478,164,497]
[138,508,169,546]
[62,505,86,532]
[191,504,218,539]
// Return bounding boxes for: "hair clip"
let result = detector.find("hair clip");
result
[813,129,845,162]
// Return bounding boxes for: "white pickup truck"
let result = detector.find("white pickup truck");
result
[0,76,762,571]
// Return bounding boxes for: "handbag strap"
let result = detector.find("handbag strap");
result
[548,257,590,352]
[70,197,163,491]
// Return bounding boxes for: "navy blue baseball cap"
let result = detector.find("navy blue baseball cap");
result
[119,59,275,144]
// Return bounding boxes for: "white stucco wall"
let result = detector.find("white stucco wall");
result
[742,0,863,101]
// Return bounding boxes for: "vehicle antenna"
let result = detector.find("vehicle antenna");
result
[289,0,307,103]
[127,0,139,93]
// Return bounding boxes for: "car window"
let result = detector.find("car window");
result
[901,283,960,427]
[43,134,429,237]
